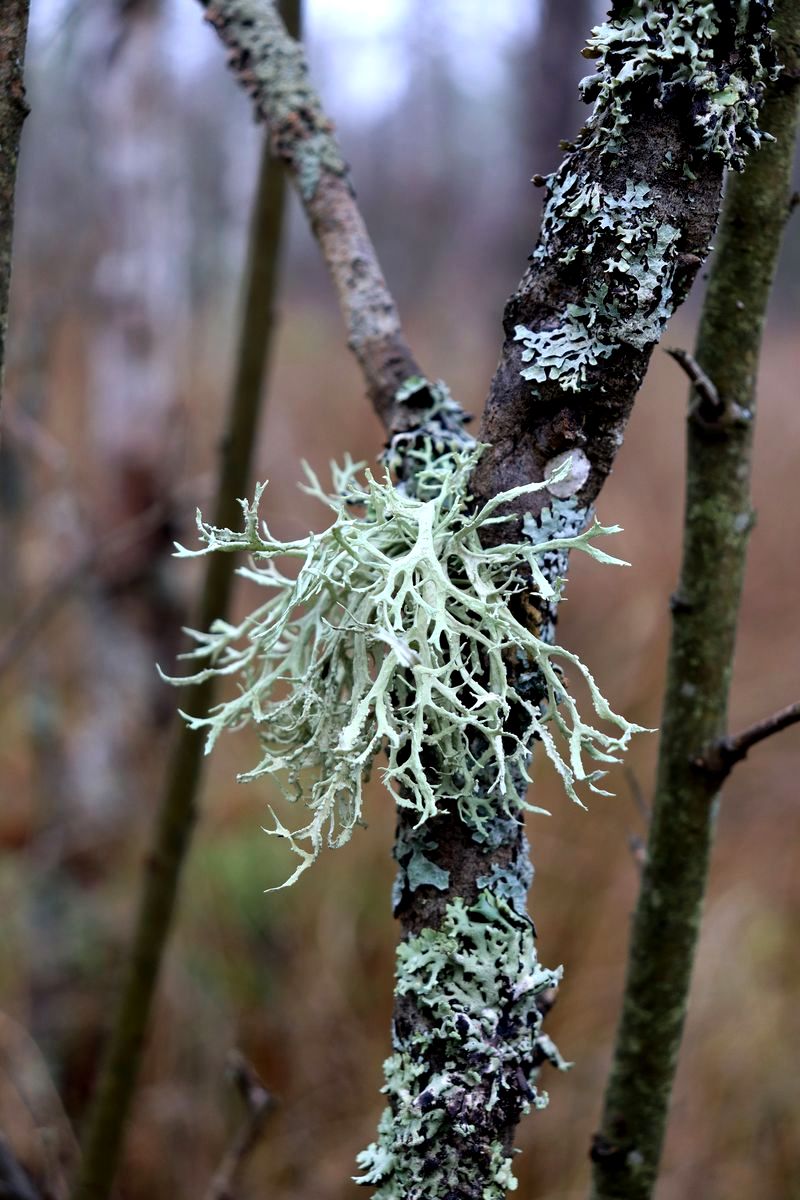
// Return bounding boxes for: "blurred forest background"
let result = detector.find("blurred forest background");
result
[1,1,799,1198]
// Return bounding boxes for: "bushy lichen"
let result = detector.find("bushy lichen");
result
[167,440,641,886]
[579,1,776,168]
[355,890,569,1199]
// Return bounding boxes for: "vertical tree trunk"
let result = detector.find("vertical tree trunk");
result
[71,9,298,1199]
[590,5,800,1197]
[0,0,30,411]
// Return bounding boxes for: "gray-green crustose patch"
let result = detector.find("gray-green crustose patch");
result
[355,889,569,1198]
[166,439,642,886]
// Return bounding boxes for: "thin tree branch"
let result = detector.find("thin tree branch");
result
[0,0,30,414]
[664,346,723,421]
[198,0,425,430]
[590,4,800,1197]
[70,9,297,1196]
[203,1053,275,1200]
[696,701,800,781]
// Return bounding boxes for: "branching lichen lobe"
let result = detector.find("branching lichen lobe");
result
[169,433,637,888]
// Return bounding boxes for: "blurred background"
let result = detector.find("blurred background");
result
[1,1,799,1197]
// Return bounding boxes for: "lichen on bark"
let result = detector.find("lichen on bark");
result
[356,890,567,1200]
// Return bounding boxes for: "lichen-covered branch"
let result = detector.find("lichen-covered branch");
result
[177,4,777,1198]
[590,4,800,1196]
[377,5,776,1196]
[473,0,775,526]
[198,0,426,430]
[0,0,30,413]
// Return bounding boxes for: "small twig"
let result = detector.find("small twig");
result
[623,768,648,870]
[665,346,723,421]
[204,1053,275,1200]
[695,701,800,782]
[624,765,650,827]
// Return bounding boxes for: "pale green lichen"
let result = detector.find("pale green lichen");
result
[517,175,682,392]
[516,3,774,400]
[167,440,641,887]
[580,1,776,168]
[355,890,567,1199]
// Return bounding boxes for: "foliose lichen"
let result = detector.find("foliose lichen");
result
[516,175,681,392]
[167,438,641,887]
[579,1,776,168]
[514,3,774,404]
[355,889,569,1199]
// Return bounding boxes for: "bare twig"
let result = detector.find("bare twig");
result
[695,701,800,781]
[665,346,723,421]
[199,0,424,430]
[204,1053,275,1200]
[0,1011,81,1197]
[0,493,199,684]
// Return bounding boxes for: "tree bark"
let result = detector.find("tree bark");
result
[375,6,776,1196]
[589,4,800,1197]
[187,4,777,1197]
[0,0,30,414]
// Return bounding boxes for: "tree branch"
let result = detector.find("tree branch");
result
[696,701,800,781]
[590,4,800,1197]
[664,346,723,422]
[0,0,30,413]
[203,1053,275,1200]
[198,0,426,430]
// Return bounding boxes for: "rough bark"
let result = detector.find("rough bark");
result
[70,12,296,1195]
[199,0,427,430]
[0,0,30,414]
[380,6,777,1195]
[589,5,800,1197]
